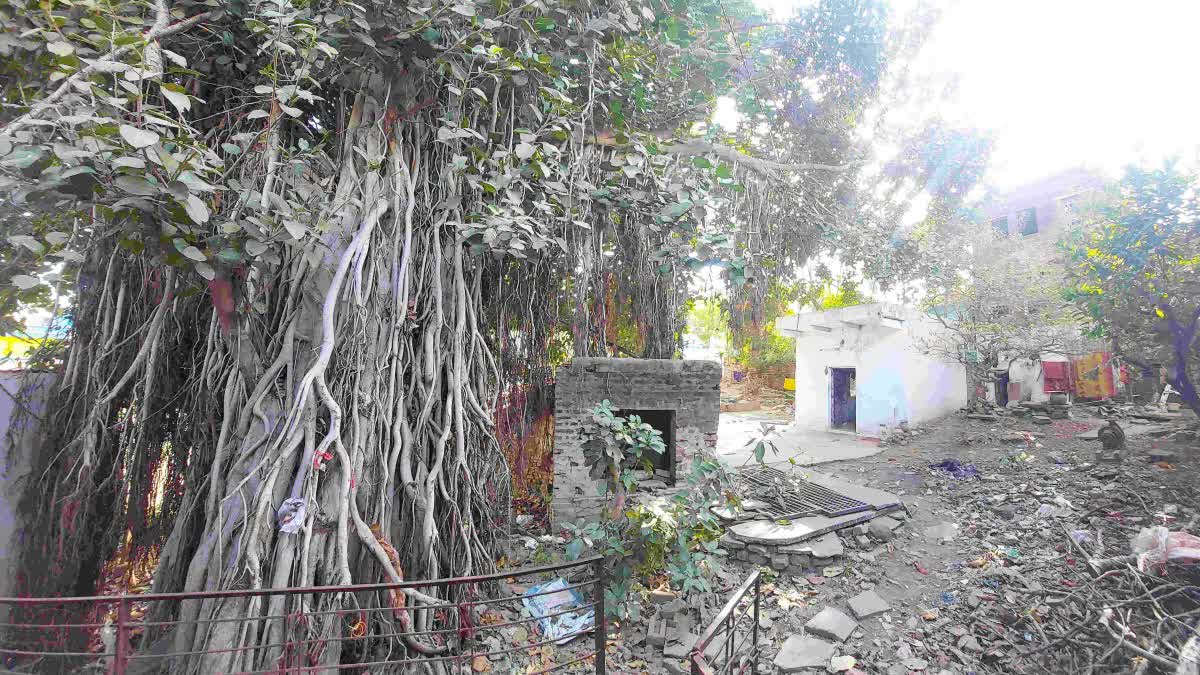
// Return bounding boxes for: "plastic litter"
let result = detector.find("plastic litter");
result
[1130,526,1200,575]
[522,578,595,644]
[1069,530,1093,545]
[929,459,980,480]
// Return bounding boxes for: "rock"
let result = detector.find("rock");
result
[647,615,669,647]
[1032,415,1052,425]
[957,634,983,652]
[919,607,939,621]
[868,519,896,542]
[663,633,698,659]
[663,661,686,675]
[991,504,1017,520]
[854,534,872,549]
[659,598,687,617]
[649,589,678,605]
[773,635,837,672]
[829,654,858,672]
[805,607,858,643]
[718,533,746,550]
[903,657,929,670]
[471,655,492,673]
[780,532,845,558]
[847,590,890,619]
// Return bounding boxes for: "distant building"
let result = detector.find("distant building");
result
[984,167,1106,260]
[980,168,1117,404]
[775,303,968,437]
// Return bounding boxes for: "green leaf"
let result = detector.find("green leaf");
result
[715,164,733,179]
[160,84,191,113]
[47,41,74,57]
[565,538,584,560]
[119,125,160,149]
[184,195,210,224]
[533,16,556,32]
[421,27,441,43]
[181,245,206,261]
[194,261,216,280]
[691,157,711,169]
[114,175,160,196]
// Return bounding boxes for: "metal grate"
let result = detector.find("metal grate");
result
[735,465,870,519]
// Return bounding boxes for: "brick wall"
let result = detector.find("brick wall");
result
[552,358,721,524]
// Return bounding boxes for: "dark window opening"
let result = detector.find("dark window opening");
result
[1018,207,1038,236]
[617,409,676,484]
[991,217,1009,236]
[829,368,856,432]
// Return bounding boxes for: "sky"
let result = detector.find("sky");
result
[913,0,1200,188]
[750,0,1200,189]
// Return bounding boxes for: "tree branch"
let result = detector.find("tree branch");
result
[0,10,214,137]
[657,141,862,177]
[589,134,862,178]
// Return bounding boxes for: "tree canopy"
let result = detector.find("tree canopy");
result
[1065,162,1200,416]
[0,0,988,667]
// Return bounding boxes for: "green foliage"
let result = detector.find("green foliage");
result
[568,401,732,618]
[686,296,729,348]
[1063,162,1200,415]
[918,229,1090,385]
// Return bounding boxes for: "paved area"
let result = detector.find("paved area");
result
[717,411,884,468]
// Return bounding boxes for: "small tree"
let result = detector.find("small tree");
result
[1064,162,1200,416]
[920,239,1091,396]
[686,296,730,350]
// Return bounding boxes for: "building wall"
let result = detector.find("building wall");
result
[984,167,1106,262]
[787,308,968,437]
[0,372,52,618]
[551,358,720,524]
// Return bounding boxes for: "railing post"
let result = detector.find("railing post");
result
[114,597,130,675]
[593,558,606,674]
[751,573,760,675]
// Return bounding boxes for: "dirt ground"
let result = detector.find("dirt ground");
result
[493,406,1198,675]
[700,408,1200,672]
[622,408,1200,674]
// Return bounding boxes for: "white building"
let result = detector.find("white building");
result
[775,303,968,437]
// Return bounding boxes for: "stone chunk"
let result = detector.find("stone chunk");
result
[780,532,844,558]
[773,635,837,672]
[847,590,890,619]
[663,633,698,659]
[804,606,858,643]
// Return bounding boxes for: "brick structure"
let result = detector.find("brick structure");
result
[552,358,721,523]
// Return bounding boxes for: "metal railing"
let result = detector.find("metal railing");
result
[0,556,608,674]
[690,570,761,675]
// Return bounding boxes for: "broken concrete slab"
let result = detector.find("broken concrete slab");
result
[780,532,844,558]
[804,606,858,642]
[729,512,878,546]
[802,469,905,513]
[773,635,837,672]
[847,590,890,619]
[663,633,698,660]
